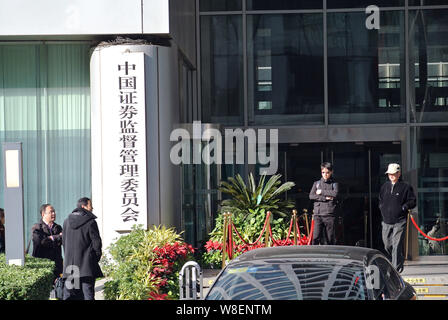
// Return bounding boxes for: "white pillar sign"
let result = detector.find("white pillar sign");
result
[101,51,147,231]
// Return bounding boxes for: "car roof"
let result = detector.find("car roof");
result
[230,245,382,265]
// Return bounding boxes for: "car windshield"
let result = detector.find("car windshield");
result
[206,259,368,300]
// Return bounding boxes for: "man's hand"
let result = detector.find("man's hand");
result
[316,189,322,195]
[326,196,334,200]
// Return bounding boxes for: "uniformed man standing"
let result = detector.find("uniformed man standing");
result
[309,162,339,245]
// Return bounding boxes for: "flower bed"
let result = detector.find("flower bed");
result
[102,225,194,300]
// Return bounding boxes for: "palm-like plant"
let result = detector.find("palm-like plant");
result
[219,173,295,219]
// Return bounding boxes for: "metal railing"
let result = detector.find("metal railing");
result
[179,261,203,300]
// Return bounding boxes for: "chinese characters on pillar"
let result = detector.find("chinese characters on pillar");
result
[100,51,147,232]
[118,60,141,223]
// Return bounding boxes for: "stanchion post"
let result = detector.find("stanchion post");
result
[303,208,309,237]
[228,212,233,260]
[405,210,410,261]
[265,211,271,247]
[222,212,229,269]
[292,209,298,245]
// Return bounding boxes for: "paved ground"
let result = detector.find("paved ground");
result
[399,259,448,300]
[94,278,107,300]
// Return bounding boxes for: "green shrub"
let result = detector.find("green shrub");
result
[0,254,54,300]
[103,225,194,300]
[201,173,295,268]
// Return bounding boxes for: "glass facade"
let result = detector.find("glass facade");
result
[247,13,324,125]
[247,0,322,10]
[409,9,448,123]
[328,10,405,124]
[327,0,404,8]
[201,15,244,125]
[411,127,448,256]
[409,0,448,5]
[0,43,92,249]
[200,0,241,12]
[198,3,448,257]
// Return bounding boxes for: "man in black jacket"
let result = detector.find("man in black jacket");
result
[62,197,103,300]
[379,163,416,273]
[309,162,339,245]
[31,204,63,280]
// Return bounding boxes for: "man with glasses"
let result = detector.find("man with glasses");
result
[309,162,339,245]
[31,204,63,280]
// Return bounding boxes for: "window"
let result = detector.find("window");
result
[247,0,322,10]
[200,0,241,11]
[409,9,448,123]
[327,10,406,124]
[370,257,403,299]
[0,43,91,248]
[201,15,244,125]
[327,0,404,9]
[247,14,324,125]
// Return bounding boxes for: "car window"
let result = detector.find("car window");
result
[370,257,403,300]
[206,260,368,300]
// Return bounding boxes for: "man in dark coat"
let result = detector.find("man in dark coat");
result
[379,163,416,273]
[62,197,103,300]
[31,204,63,280]
[309,162,339,245]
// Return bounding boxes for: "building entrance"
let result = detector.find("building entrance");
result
[278,142,401,251]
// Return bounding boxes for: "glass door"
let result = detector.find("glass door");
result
[278,142,401,250]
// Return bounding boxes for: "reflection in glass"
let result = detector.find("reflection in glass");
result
[201,15,244,125]
[411,127,448,256]
[327,11,406,124]
[409,0,448,5]
[247,14,324,125]
[199,0,241,11]
[327,0,404,8]
[247,0,322,10]
[409,10,448,123]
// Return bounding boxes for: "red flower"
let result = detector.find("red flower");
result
[148,292,169,300]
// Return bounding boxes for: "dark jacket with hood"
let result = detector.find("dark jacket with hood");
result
[309,177,339,215]
[379,179,416,224]
[31,219,63,278]
[62,207,103,279]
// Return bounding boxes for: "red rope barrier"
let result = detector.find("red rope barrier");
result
[410,215,448,242]
[295,219,302,243]
[231,211,272,247]
[268,223,283,246]
[285,218,294,242]
[307,219,315,245]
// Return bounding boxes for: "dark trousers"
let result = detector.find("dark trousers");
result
[312,215,336,245]
[63,276,96,300]
[382,219,407,272]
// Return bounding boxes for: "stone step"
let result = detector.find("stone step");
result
[413,285,448,295]
[402,275,448,286]
[417,295,448,300]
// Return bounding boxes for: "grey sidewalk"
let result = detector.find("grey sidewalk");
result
[93,269,221,300]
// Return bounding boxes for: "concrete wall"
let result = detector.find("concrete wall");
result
[0,0,169,36]
[156,44,182,230]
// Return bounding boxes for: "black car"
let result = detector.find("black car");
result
[205,245,416,300]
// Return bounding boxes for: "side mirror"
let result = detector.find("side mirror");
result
[397,282,417,300]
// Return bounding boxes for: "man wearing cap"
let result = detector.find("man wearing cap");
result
[379,163,416,273]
